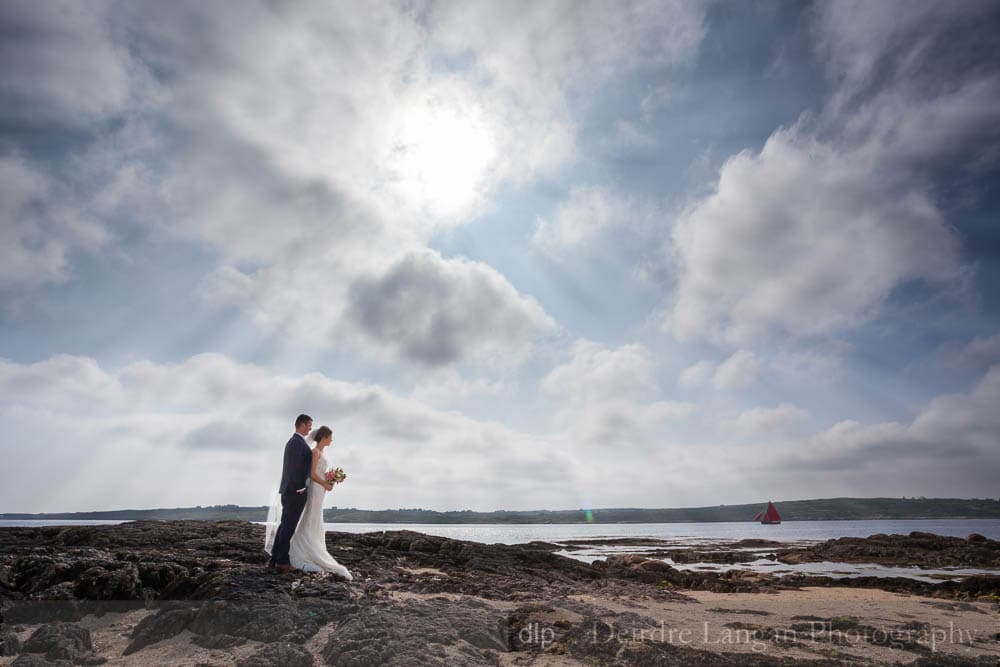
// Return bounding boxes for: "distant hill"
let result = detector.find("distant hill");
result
[2,497,999,523]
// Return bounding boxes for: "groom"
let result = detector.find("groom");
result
[267,413,313,573]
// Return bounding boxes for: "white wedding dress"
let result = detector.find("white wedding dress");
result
[263,450,352,580]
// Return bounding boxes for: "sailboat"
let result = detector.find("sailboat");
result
[752,501,781,524]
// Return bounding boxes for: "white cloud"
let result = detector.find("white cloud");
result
[769,341,852,384]
[542,340,694,447]
[776,365,1000,479]
[678,351,762,390]
[713,350,761,390]
[532,185,662,252]
[0,353,584,513]
[542,340,657,400]
[562,397,695,450]
[666,1,998,345]
[668,126,963,343]
[430,0,705,104]
[813,0,997,123]
[678,360,714,388]
[409,367,505,407]
[0,354,123,410]
[726,403,808,436]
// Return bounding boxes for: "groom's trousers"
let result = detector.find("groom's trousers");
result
[270,491,308,565]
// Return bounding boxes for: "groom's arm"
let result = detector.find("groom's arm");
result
[296,440,311,492]
[284,438,308,494]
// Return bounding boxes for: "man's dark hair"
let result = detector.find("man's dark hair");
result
[295,414,313,428]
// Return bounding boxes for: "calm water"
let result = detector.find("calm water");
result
[312,519,1000,545]
[4,518,999,543]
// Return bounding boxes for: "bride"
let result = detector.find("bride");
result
[264,425,353,580]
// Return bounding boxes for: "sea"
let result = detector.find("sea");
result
[4,518,999,582]
[2,518,998,543]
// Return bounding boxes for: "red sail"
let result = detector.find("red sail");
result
[752,511,764,521]
[761,501,781,524]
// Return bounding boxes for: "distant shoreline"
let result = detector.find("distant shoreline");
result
[2,496,999,523]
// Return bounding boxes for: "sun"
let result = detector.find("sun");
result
[385,95,497,221]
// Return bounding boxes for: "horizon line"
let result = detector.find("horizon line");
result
[2,495,997,516]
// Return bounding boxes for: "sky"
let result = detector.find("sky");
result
[2,0,999,514]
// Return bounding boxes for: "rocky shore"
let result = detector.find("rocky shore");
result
[1,521,998,665]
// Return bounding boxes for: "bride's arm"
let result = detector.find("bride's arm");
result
[310,449,330,487]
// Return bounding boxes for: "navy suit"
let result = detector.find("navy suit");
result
[269,433,313,566]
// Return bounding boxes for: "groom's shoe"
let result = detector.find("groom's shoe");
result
[276,564,295,574]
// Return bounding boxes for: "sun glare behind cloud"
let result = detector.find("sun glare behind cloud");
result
[385,95,497,222]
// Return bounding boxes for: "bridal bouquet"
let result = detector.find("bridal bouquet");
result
[324,467,346,485]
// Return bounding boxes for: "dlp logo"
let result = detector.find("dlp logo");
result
[516,621,556,649]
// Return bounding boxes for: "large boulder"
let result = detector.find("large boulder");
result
[21,623,103,664]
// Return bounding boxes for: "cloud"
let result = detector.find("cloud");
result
[726,403,808,436]
[0,1,569,365]
[0,155,111,299]
[0,0,138,123]
[677,350,763,389]
[668,127,963,343]
[713,350,761,389]
[678,351,761,390]
[0,1,708,364]
[678,360,714,388]
[666,1,999,344]
[813,0,998,122]
[344,249,556,366]
[949,333,1000,369]
[542,340,694,447]
[530,185,672,288]
[542,340,657,400]
[781,364,1000,474]
[0,354,122,410]
[409,367,505,407]
[532,185,662,251]
[0,352,586,512]
[430,0,706,103]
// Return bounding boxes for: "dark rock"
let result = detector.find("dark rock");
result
[21,623,96,663]
[1,630,20,656]
[733,538,784,547]
[237,642,314,667]
[188,601,313,643]
[776,531,1000,568]
[124,607,197,654]
[12,655,72,667]
[966,533,987,542]
[74,563,141,600]
[322,597,506,666]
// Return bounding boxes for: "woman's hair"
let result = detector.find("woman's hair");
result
[312,425,332,443]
